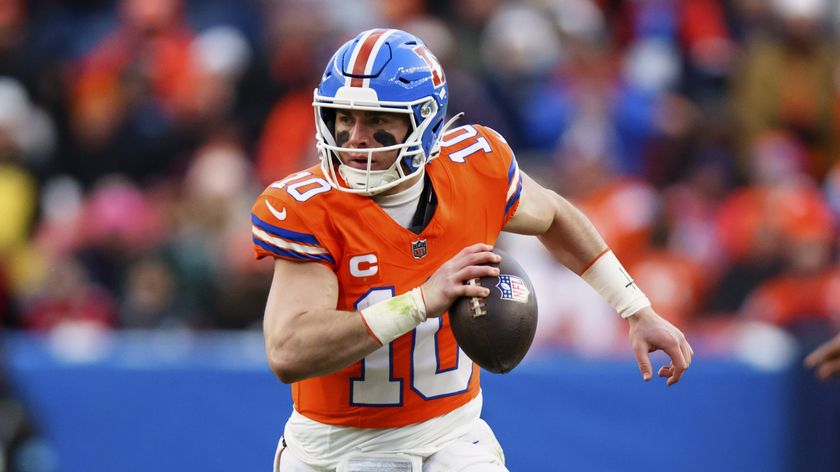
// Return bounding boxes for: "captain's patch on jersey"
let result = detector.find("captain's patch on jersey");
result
[496,274,529,304]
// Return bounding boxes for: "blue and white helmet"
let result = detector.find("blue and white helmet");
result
[314,29,449,195]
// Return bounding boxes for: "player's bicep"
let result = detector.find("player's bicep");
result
[503,171,557,235]
[264,258,339,335]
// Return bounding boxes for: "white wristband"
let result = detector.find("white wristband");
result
[360,288,427,345]
[581,250,651,318]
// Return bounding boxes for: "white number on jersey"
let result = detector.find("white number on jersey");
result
[269,171,332,202]
[351,288,402,405]
[411,320,472,399]
[441,125,492,163]
[351,289,472,406]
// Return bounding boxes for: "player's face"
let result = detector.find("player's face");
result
[334,109,411,170]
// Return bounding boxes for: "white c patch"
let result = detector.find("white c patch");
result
[350,254,378,277]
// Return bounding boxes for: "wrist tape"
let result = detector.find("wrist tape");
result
[581,250,651,318]
[360,287,427,345]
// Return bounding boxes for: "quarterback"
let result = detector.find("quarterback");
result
[251,28,693,471]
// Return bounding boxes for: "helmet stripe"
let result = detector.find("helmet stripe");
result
[362,29,398,88]
[344,29,379,86]
[347,29,390,87]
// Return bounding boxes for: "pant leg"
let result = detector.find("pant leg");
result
[275,438,324,472]
[423,419,508,472]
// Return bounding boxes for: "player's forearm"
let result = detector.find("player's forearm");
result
[537,195,608,274]
[505,174,607,270]
[264,308,380,383]
[539,196,651,317]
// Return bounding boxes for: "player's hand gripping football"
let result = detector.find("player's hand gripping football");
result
[627,307,693,386]
[421,243,501,318]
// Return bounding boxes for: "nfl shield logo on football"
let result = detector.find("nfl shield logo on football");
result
[411,239,427,259]
[496,274,530,303]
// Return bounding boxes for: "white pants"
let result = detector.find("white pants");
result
[274,418,507,472]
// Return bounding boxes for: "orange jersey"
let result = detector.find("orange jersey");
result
[251,125,522,428]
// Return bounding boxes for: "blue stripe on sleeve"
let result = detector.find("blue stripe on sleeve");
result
[507,158,518,185]
[251,213,321,246]
[504,175,523,215]
[252,237,336,266]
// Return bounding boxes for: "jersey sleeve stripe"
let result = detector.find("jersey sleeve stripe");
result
[252,226,330,255]
[506,159,521,201]
[251,214,320,246]
[252,237,336,265]
[504,174,523,216]
[506,158,517,185]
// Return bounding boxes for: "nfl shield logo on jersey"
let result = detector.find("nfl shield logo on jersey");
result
[411,239,427,259]
[496,274,530,303]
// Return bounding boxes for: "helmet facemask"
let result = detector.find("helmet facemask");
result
[314,91,441,196]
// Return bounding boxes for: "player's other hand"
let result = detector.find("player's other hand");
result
[421,243,500,318]
[627,307,693,386]
[805,333,840,381]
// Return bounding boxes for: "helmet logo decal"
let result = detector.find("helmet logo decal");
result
[413,45,445,88]
[346,29,396,88]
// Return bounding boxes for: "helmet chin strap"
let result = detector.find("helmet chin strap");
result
[338,164,401,194]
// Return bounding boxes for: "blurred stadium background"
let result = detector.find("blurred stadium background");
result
[1,0,840,470]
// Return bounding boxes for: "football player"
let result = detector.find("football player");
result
[251,28,693,471]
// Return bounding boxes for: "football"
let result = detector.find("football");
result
[449,249,538,374]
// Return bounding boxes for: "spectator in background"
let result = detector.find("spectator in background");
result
[0,79,37,257]
[253,1,332,186]
[740,226,838,331]
[18,256,115,332]
[709,131,826,315]
[659,154,733,286]
[66,0,198,185]
[0,76,55,249]
[74,0,194,120]
[478,3,570,155]
[677,0,735,102]
[0,0,62,112]
[733,131,838,345]
[118,256,182,329]
[174,133,265,329]
[182,25,252,133]
[730,0,838,181]
[73,176,165,295]
[0,0,28,80]
[0,76,55,330]
[445,0,502,76]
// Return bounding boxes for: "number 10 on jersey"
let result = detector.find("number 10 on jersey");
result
[351,288,473,406]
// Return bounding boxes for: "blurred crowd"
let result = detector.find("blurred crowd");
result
[1,0,840,360]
